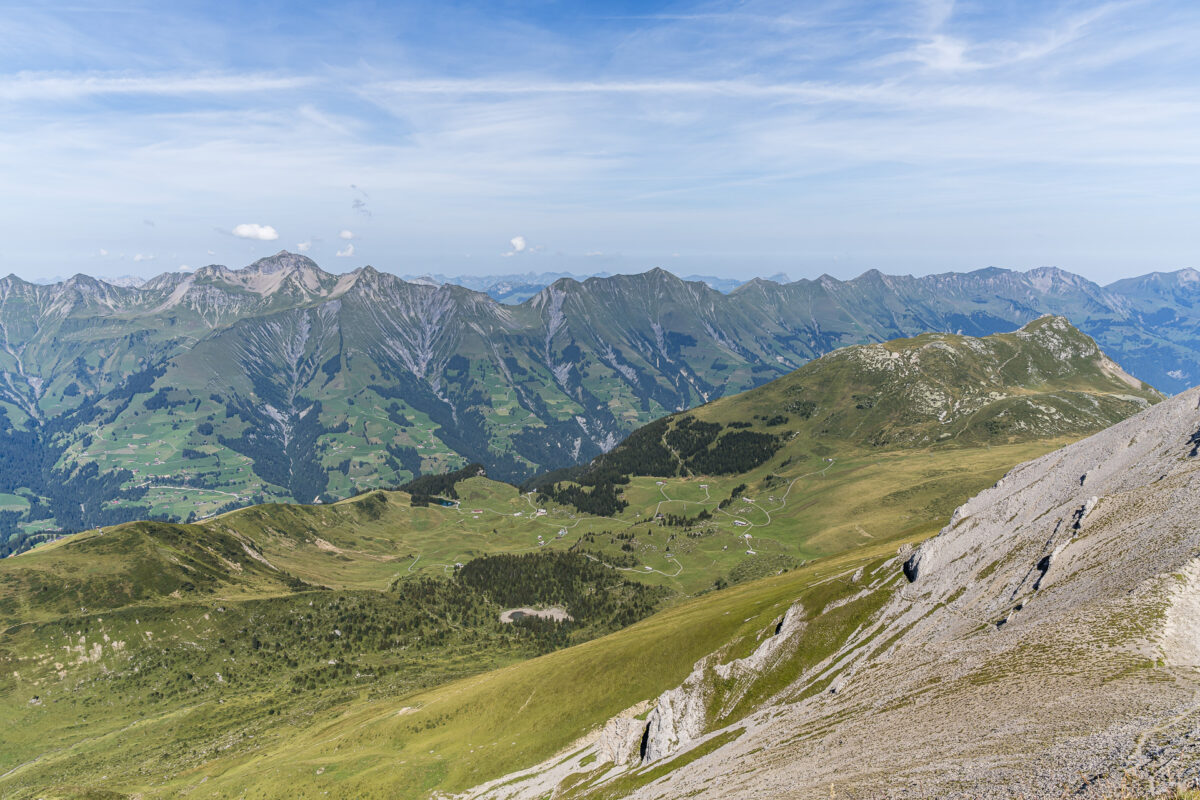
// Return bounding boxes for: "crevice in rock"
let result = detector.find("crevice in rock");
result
[903,552,920,583]
[1012,531,1059,600]
[1071,504,1087,531]
[1032,554,1052,591]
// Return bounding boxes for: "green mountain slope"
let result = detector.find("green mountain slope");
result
[455,388,1200,800]
[546,316,1160,508]
[0,255,1188,551]
[0,319,1163,798]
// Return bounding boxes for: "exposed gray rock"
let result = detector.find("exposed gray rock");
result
[641,658,711,764]
[596,715,645,767]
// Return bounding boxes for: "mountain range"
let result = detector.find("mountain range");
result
[397,270,758,303]
[1,252,1198,547]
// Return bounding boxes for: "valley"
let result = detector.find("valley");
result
[0,318,1167,798]
[1,255,1198,550]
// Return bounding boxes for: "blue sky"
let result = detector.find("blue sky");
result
[2,0,1199,283]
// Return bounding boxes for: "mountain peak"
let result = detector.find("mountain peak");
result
[1015,313,1092,346]
[246,250,322,275]
[1024,265,1096,292]
[1018,313,1072,331]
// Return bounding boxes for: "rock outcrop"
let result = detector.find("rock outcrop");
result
[641,658,710,764]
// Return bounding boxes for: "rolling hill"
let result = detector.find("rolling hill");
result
[540,315,1160,516]
[0,318,1165,798]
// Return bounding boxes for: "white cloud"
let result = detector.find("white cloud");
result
[336,243,355,257]
[232,223,279,240]
[133,253,154,262]
[98,248,108,256]
[207,249,216,255]
[339,229,355,240]
[503,235,529,257]
[297,241,311,251]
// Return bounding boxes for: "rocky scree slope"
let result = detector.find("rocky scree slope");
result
[467,385,1200,799]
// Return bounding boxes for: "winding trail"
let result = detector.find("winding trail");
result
[405,460,837,581]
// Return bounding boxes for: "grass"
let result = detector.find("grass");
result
[0,428,1093,797]
[0,530,909,799]
[153,540,907,799]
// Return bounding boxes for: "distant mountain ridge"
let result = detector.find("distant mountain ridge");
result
[1,252,1198,545]
[538,316,1160,517]
[399,269,758,302]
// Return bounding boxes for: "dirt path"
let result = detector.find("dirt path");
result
[499,606,573,623]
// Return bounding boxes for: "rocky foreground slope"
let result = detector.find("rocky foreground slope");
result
[467,386,1200,798]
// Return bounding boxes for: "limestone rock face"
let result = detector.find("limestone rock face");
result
[595,716,644,766]
[896,384,1200,647]
[641,659,710,764]
[714,603,805,683]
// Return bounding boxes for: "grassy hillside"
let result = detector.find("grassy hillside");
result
[1,534,902,799]
[533,317,1159,585]
[0,486,676,799]
[0,318,1162,797]
[2,255,1194,550]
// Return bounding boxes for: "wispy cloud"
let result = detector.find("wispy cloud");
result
[3,0,1199,282]
[0,72,311,102]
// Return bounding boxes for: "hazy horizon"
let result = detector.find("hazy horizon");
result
[9,248,1199,290]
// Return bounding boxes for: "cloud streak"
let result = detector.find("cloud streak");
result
[0,72,312,102]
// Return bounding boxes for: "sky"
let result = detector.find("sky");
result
[1,0,1199,284]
